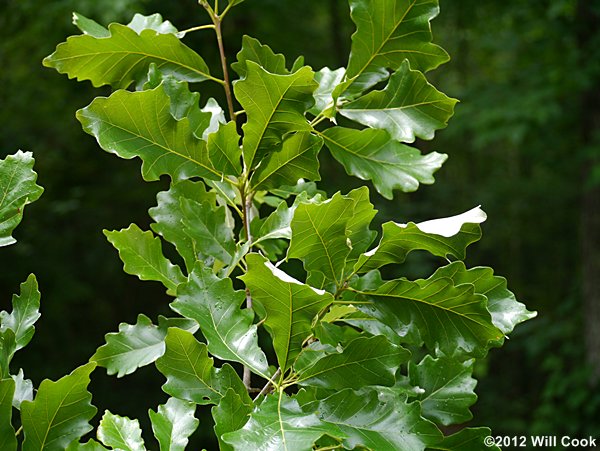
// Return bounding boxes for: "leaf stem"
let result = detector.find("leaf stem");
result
[179,24,215,34]
[253,367,281,401]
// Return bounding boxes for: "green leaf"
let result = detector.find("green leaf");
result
[232,36,289,78]
[344,0,449,94]
[97,411,146,451]
[0,330,16,379]
[91,314,198,377]
[429,427,499,451]
[307,388,442,450]
[72,13,109,38]
[127,13,178,35]
[310,67,345,117]
[355,272,503,357]
[295,335,409,389]
[288,192,354,286]
[149,398,199,451]
[250,132,323,190]
[207,122,242,177]
[67,439,109,451]
[222,391,344,451]
[0,274,41,351]
[43,23,213,88]
[240,254,333,371]
[77,86,225,182]
[409,355,477,426]
[340,61,457,143]
[104,224,185,296]
[355,206,487,273]
[21,362,97,451]
[149,180,215,272]
[171,263,270,379]
[430,262,537,336]
[234,62,316,169]
[0,151,44,247]
[344,186,378,261]
[211,389,253,451]
[0,378,16,451]
[180,197,236,266]
[155,328,247,405]
[322,127,447,199]
[11,368,33,409]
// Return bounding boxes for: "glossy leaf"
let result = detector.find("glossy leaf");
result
[212,389,253,451]
[0,274,41,351]
[431,262,537,336]
[43,23,213,88]
[344,0,449,94]
[77,86,225,182]
[240,254,333,371]
[171,262,271,379]
[72,13,109,38]
[340,61,457,143]
[11,368,33,409]
[308,388,442,450]
[207,122,242,177]
[310,67,345,117]
[149,398,198,451]
[0,151,43,247]
[295,335,409,389]
[250,132,323,190]
[222,391,344,451]
[127,13,178,35]
[0,330,15,378]
[155,328,247,405]
[234,62,316,169]
[355,273,503,357]
[232,35,288,78]
[430,427,499,451]
[67,439,109,451]
[91,314,197,377]
[97,411,146,451]
[104,224,185,296]
[323,126,447,199]
[0,378,16,451]
[21,363,97,451]
[355,206,487,273]
[409,355,477,426]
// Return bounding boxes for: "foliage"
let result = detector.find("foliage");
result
[0,0,536,449]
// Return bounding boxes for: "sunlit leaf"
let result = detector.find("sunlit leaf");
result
[232,36,288,78]
[127,13,178,35]
[0,274,40,351]
[149,398,198,451]
[212,389,253,451]
[72,12,109,38]
[97,411,146,451]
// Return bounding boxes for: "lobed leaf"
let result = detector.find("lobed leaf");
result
[0,274,41,352]
[72,13,109,38]
[104,224,185,296]
[240,254,333,371]
[429,427,500,451]
[340,60,457,143]
[0,378,16,451]
[11,368,33,409]
[171,263,270,379]
[211,389,253,451]
[127,13,178,35]
[149,398,199,451]
[232,36,289,78]
[97,411,146,451]
[21,363,97,451]
[0,151,44,247]
[43,23,213,89]
[322,126,447,199]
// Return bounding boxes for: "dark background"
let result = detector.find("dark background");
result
[2,0,600,447]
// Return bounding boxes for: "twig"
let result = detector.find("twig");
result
[253,368,281,401]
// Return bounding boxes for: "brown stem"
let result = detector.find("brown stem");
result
[214,19,236,123]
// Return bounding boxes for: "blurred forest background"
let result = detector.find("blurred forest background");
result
[2,0,600,447]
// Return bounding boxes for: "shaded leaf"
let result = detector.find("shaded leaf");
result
[0,378,16,451]
[429,427,499,451]
[97,411,145,451]
[340,61,457,143]
[171,263,270,379]
[149,398,199,451]
[355,206,487,273]
[212,389,253,451]
[234,62,316,169]
[72,12,109,38]
[250,132,322,190]
[0,274,40,351]
[104,224,185,296]
[344,0,449,94]
[0,330,16,379]
[222,391,344,451]
[240,254,333,371]
[409,355,477,426]
[67,439,109,451]
[307,388,442,450]
[295,335,409,389]
[155,328,247,405]
[91,314,197,377]
[232,36,288,78]
[43,23,212,88]
[207,122,242,177]
[77,86,225,182]
[21,363,97,451]
[323,126,447,199]
[0,151,44,247]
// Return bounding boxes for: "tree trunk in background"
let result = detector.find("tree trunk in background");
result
[577,1,600,385]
